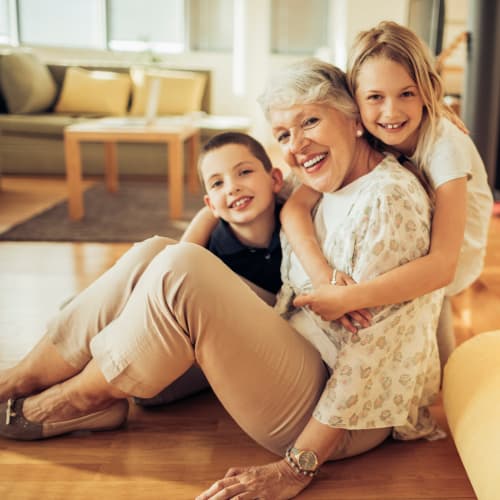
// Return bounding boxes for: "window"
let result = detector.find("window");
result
[18,0,105,49]
[188,0,233,52]
[0,0,16,44]
[271,0,328,55]
[4,0,233,55]
[108,0,185,54]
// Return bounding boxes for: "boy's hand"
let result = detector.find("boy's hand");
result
[181,207,218,246]
[294,277,372,333]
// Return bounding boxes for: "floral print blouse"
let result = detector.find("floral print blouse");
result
[276,155,444,440]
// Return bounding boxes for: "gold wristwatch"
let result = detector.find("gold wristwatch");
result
[285,446,320,477]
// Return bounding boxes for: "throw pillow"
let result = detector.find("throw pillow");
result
[0,52,58,114]
[54,67,131,116]
[129,68,206,116]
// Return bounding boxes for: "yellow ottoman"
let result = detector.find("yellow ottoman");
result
[442,330,500,500]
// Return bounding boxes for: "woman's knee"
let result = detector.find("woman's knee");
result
[115,236,175,274]
[164,241,210,261]
[160,242,221,278]
[131,235,174,259]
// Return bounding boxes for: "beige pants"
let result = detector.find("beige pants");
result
[48,237,390,457]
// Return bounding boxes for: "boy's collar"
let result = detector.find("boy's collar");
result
[210,204,281,255]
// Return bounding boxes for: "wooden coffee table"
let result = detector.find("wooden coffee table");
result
[64,118,200,220]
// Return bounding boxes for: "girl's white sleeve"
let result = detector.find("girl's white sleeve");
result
[423,119,472,189]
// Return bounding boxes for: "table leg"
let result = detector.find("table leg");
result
[64,134,84,220]
[187,131,200,194]
[168,138,183,219]
[104,141,119,192]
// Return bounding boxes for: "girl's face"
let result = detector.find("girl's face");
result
[269,103,364,193]
[354,56,424,156]
[201,144,282,226]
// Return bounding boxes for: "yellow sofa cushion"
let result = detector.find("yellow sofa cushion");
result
[442,330,500,500]
[129,68,206,116]
[54,67,131,116]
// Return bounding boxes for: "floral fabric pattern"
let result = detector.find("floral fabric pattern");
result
[277,156,444,440]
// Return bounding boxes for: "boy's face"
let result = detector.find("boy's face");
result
[201,144,283,226]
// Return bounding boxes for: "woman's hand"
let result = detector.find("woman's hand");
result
[195,459,311,500]
[294,273,372,332]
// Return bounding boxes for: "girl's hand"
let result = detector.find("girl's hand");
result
[195,459,311,500]
[294,279,372,333]
[330,269,353,286]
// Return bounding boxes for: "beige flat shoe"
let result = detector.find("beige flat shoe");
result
[0,398,129,440]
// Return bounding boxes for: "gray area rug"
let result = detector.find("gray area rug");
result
[0,181,205,242]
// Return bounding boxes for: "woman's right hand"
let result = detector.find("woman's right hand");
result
[196,459,312,500]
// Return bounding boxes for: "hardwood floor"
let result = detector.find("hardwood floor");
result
[1,176,499,499]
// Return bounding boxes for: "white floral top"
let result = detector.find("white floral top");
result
[276,155,444,440]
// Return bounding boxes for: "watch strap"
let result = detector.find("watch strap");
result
[285,446,320,477]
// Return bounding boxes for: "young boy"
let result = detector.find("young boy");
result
[135,131,284,405]
[197,131,284,299]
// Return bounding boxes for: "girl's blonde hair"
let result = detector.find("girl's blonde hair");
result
[348,21,454,172]
[258,58,359,122]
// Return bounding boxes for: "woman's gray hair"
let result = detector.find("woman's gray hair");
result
[258,58,359,121]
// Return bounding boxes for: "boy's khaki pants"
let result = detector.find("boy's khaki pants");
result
[48,236,390,457]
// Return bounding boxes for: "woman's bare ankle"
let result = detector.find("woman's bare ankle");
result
[0,367,41,402]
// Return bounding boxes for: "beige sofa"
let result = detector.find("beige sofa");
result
[0,50,212,177]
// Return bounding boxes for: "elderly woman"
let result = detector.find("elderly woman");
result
[0,60,443,499]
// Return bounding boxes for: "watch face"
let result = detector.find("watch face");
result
[297,451,318,472]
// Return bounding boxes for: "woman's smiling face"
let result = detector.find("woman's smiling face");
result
[269,103,362,193]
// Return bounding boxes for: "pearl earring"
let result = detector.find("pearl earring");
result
[356,129,363,138]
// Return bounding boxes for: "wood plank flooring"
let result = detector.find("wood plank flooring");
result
[1,176,499,499]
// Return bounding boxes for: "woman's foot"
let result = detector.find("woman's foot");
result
[21,383,114,424]
[0,395,129,440]
[1,370,129,440]
[0,357,130,440]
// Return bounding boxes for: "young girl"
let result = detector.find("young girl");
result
[282,21,493,365]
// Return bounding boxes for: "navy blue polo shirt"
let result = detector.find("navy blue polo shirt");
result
[207,205,282,294]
